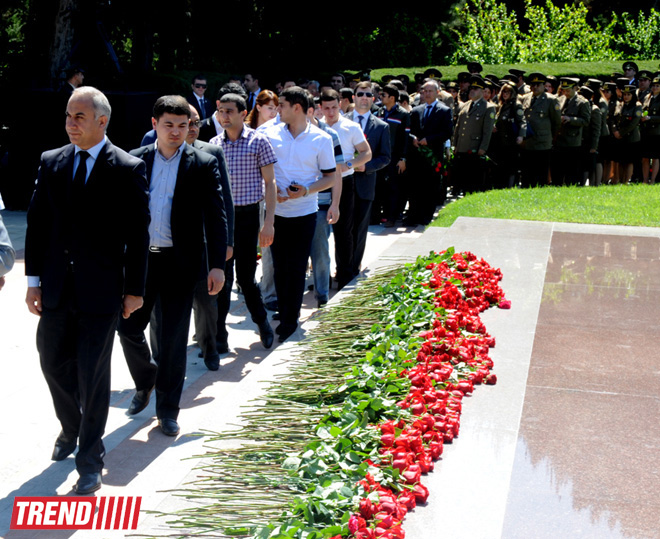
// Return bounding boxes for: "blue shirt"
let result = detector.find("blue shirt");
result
[148,141,185,248]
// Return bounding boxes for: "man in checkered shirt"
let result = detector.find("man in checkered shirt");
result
[209,93,278,356]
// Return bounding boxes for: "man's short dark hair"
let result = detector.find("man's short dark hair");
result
[382,84,400,101]
[388,79,405,91]
[217,82,247,101]
[280,86,309,111]
[320,89,340,103]
[219,93,247,112]
[340,88,354,100]
[153,95,191,120]
[192,73,207,83]
[399,91,410,105]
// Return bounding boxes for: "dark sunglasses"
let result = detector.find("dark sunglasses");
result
[356,91,373,98]
[194,83,207,89]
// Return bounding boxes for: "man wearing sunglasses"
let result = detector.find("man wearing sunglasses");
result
[188,74,215,120]
[348,82,391,277]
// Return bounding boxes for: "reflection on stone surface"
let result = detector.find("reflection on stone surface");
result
[503,437,630,539]
[506,232,660,539]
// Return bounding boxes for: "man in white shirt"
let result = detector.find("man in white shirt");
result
[260,86,336,342]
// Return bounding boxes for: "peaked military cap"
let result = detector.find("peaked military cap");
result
[423,68,443,80]
[527,72,547,84]
[467,62,483,74]
[622,61,639,72]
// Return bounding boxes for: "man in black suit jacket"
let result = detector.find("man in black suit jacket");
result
[185,104,236,370]
[187,74,215,120]
[406,79,453,226]
[117,95,227,438]
[25,86,150,494]
[348,82,391,276]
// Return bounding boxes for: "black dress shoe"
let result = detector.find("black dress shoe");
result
[276,323,297,342]
[51,431,77,461]
[204,353,220,371]
[158,418,180,436]
[127,387,153,415]
[258,320,274,349]
[74,472,102,494]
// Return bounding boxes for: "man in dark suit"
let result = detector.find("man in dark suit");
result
[406,79,453,226]
[25,86,150,494]
[117,95,227,438]
[187,74,215,120]
[349,82,391,276]
[186,104,236,369]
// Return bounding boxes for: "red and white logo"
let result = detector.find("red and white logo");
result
[11,496,142,530]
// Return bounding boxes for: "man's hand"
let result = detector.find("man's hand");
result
[207,268,225,295]
[226,246,234,261]
[286,184,306,199]
[354,164,366,172]
[122,294,144,319]
[259,221,274,248]
[418,137,428,146]
[397,159,406,174]
[26,286,43,316]
[0,276,5,291]
[327,204,340,224]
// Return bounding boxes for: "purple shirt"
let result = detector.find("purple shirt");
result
[210,126,277,206]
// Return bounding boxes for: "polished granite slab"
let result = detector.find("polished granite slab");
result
[503,230,660,539]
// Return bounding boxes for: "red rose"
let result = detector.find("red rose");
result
[359,498,375,520]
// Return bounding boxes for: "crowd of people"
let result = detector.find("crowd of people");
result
[20,59,659,495]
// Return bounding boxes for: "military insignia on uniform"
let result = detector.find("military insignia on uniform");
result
[636,110,642,117]
[490,112,495,119]
[555,103,560,110]
[517,109,523,117]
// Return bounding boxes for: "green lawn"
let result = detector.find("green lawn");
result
[430,185,660,228]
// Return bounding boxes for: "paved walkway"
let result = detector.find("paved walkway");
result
[1,211,658,539]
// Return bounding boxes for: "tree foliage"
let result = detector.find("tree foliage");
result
[451,0,660,64]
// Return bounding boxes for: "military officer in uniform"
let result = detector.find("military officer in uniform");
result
[519,73,562,187]
[510,68,530,96]
[636,70,653,104]
[551,77,592,186]
[640,76,660,183]
[611,85,642,183]
[451,75,497,193]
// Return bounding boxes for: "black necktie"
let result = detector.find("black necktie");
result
[73,151,89,191]
[358,115,365,131]
[424,105,432,121]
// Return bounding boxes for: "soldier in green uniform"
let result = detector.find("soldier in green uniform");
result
[577,86,602,186]
[636,70,653,103]
[611,85,642,184]
[585,79,610,186]
[551,77,592,186]
[519,73,561,187]
[491,81,525,188]
[640,76,660,184]
[451,75,497,193]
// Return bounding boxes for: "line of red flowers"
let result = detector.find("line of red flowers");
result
[332,251,509,539]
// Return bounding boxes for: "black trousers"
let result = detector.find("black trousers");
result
[333,175,356,289]
[351,172,374,277]
[38,273,118,474]
[551,146,583,186]
[271,213,316,334]
[117,249,195,420]
[217,203,268,331]
[407,156,444,225]
[521,149,551,188]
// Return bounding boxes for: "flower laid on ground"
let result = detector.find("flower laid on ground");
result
[169,248,509,539]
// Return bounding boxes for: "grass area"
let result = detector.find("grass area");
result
[430,185,660,228]
[370,60,660,83]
